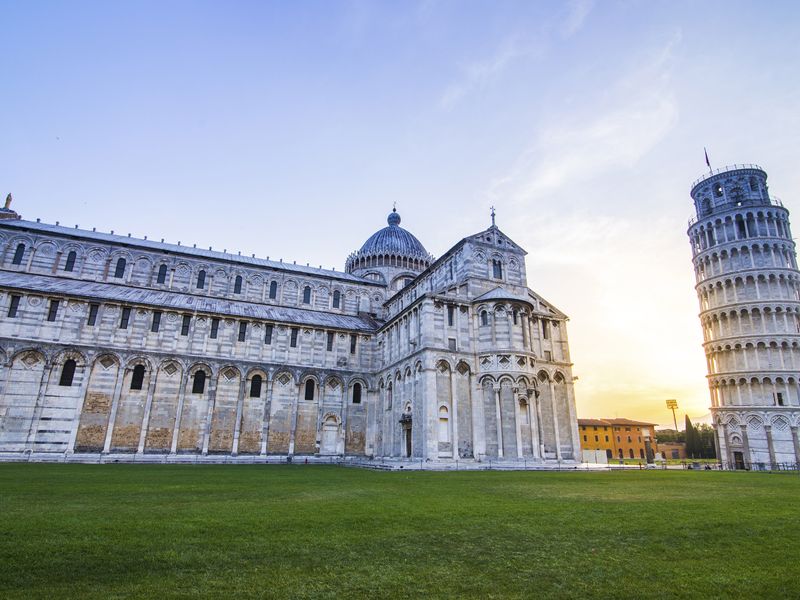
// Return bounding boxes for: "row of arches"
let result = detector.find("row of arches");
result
[700,305,800,341]
[693,242,797,281]
[708,376,800,408]
[0,347,370,456]
[690,207,789,253]
[697,273,800,310]
[346,252,431,273]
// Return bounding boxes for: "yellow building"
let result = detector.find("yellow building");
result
[578,418,658,461]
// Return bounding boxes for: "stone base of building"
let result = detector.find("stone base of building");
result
[0,451,581,470]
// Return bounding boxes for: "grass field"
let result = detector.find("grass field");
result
[1,465,798,599]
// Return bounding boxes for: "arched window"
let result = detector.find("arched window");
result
[157,264,167,284]
[438,406,450,442]
[639,448,645,459]
[250,375,263,398]
[64,251,77,272]
[480,310,488,326]
[192,370,207,394]
[114,257,126,278]
[269,281,277,299]
[234,275,242,294]
[196,270,206,289]
[333,290,341,308]
[304,379,315,400]
[11,243,25,265]
[492,259,503,279]
[749,176,758,192]
[130,364,146,391]
[352,382,362,404]
[713,183,723,197]
[628,448,634,459]
[302,286,311,304]
[59,359,76,387]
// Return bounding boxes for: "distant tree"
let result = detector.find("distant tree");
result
[696,424,717,459]
[655,429,685,444]
[685,415,699,458]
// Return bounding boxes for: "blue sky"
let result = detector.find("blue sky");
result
[2,0,800,424]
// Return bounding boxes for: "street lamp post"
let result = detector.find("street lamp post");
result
[666,399,679,432]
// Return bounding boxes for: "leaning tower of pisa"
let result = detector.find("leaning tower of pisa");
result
[688,164,800,469]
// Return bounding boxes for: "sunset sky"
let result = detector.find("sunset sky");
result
[2,0,800,427]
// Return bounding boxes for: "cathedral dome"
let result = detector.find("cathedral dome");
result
[358,209,428,257]
[346,209,434,276]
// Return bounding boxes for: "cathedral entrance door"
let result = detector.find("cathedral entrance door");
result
[320,418,338,455]
[404,427,412,457]
[733,451,745,470]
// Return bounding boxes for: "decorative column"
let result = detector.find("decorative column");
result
[231,375,247,456]
[449,370,459,459]
[102,367,127,453]
[549,379,562,460]
[790,426,800,467]
[288,381,301,456]
[512,388,523,459]
[494,383,503,458]
[527,388,541,460]
[66,363,93,454]
[136,372,159,453]
[260,372,274,456]
[764,424,776,467]
[200,376,219,455]
[169,374,189,454]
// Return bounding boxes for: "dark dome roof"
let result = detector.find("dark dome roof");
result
[358,209,429,258]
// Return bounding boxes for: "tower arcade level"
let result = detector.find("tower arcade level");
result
[688,164,800,468]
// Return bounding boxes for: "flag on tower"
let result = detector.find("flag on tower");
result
[704,147,711,170]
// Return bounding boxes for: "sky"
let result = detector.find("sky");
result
[2,0,800,427]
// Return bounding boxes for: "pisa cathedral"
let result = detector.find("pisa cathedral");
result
[0,201,579,466]
[689,165,800,468]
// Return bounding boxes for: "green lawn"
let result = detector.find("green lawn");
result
[1,465,798,599]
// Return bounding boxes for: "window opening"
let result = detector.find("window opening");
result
[7,294,20,318]
[64,251,76,272]
[47,299,59,322]
[59,359,76,386]
[210,318,219,339]
[87,303,99,326]
[151,311,162,332]
[130,365,145,391]
[250,375,263,397]
[192,370,206,394]
[114,257,126,278]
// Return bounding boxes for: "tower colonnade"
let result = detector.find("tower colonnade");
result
[689,165,800,468]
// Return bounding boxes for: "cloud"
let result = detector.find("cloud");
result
[489,32,682,204]
[560,0,595,38]
[440,36,545,110]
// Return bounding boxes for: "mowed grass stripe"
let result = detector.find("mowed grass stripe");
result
[0,465,797,599]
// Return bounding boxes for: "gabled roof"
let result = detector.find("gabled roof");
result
[578,418,658,427]
[465,225,527,255]
[473,287,533,305]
